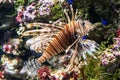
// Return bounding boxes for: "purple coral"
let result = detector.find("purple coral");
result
[113,51,120,57]
[100,36,120,66]
[101,58,109,65]
[16,0,55,23]
[100,52,116,66]
[38,0,55,16]
[23,3,37,22]
[16,2,37,23]
[111,38,120,57]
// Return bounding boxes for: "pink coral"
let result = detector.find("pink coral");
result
[16,6,24,23]
[0,71,4,79]
[3,44,12,54]
[116,28,120,37]
[62,71,78,80]
[38,66,58,80]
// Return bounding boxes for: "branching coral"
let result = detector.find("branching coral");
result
[99,32,120,73]
[16,0,57,24]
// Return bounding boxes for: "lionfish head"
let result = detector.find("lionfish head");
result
[75,19,93,37]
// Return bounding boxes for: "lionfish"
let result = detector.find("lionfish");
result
[20,5,99,77]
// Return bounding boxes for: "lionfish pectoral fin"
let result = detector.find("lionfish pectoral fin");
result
[65,63,74,72]
[65,49,78,71]
[70,50,77,64]
[65,46,72,53]
[67,45,78,71]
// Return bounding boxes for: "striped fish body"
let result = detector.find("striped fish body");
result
[38,21,77,63]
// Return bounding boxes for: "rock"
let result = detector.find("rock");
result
[0,0,14,9]
[0,0,15,30]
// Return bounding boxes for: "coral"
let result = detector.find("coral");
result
[3,43,12,54]
[0,71,4,79]
[1,55,21,74]
[100,51,116,66]
[20,59,41,77]
[38,66,51,80]
[2,38,22,55]
[116,28,120,37]
[16,0,57,24]
[99,35,120,73]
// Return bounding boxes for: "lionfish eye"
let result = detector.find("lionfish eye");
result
[75,32,78,38]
